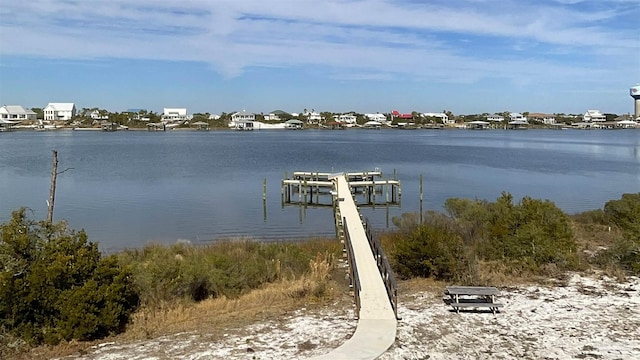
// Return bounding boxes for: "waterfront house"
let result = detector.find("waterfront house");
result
[126,109,151,122]
[230,110,256,130]
[509,112,528,123]
[486,114,504,122]
[0,105,37,122]
[582,110,606,122]
[231,110,256,123]
[391,110,413,119]
[44,103,76,121]
[305,111,322,124]
[162,108,188,122]
[528,113,556,124]
[422,112,451,124]
[264,113,281,121]
[337,113,357,125]
[365,113,387,123]
[90,110,109,120]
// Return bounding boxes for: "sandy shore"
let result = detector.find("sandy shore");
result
[55,273,639,360]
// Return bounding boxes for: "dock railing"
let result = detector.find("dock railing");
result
[342,217,361,317]
[364,217,399,319]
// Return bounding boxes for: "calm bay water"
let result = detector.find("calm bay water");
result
[1,129,638,251]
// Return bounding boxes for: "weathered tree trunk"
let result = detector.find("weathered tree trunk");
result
[47,150,58,223]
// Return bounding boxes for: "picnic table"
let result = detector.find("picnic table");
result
[444,286,504,314]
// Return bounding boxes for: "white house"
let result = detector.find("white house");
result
[208,114,221,120]
[231,110,256,123]
[422,112,451,124]
[509,112,528,123]
[90,110,109,120]
[528,113,556,124]
[305,111,322,123]
[162,108,188,122]
[44,103,76,121]
[337,113,357,124]
[0,105,37,121]
[365,113,388,123]
[583,110,606,122]
[264,113,281,121]
[486,114,504,122]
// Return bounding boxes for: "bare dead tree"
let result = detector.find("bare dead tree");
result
[47,150,73,224]
[47,150,58,223]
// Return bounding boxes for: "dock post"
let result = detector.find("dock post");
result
[303,178,308,205]
[386,203,390,228]
[263,178,267,201]
[263,197,267,222]
[391,184,395,203]
[372,179,376,206]
[315,172,319,204]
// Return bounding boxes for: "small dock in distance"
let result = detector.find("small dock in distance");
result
[281,171,401,206]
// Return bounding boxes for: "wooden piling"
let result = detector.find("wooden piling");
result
[263,178,267,201]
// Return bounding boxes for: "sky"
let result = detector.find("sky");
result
[1,0,639,115]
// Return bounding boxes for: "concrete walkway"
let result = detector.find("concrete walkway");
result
[312,175,397,359]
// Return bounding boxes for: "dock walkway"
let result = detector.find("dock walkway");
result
[312,175,397,360]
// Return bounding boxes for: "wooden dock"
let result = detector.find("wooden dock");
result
[281,171,401,206]
[311,173,398,360]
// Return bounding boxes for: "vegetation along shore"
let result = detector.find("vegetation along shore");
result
[1,192,639,359]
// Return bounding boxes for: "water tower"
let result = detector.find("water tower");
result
[631,84,640,120]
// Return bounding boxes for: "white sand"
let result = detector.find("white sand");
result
[58,273,640,360]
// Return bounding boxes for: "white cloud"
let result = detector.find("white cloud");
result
[0,0,637,85]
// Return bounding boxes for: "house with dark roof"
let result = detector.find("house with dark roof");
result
[528,113,556,124]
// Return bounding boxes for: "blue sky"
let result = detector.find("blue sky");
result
[1,0,638,115]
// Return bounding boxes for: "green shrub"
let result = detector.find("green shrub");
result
[392,223,470,281]
[390,193,580,279]
[479,195,577,269]
[444,197,491,244]
[0,209,139,345]
[604,193,640,242]
[598,193,640,274]
[596,237,640,274]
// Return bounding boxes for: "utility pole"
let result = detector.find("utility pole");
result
[47,150,58,223]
